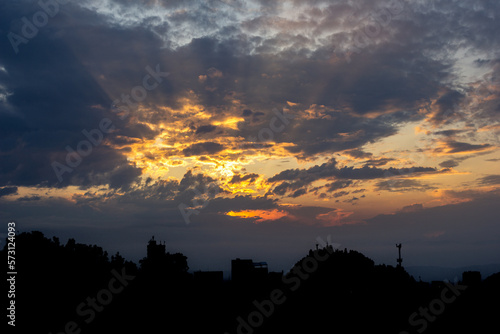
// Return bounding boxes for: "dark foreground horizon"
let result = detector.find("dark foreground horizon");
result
[3,231,499,334]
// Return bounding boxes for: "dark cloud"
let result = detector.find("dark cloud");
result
[363,158,395,167]
[433,129,468,137]
[0,2,149,189]
[290,188,307,198]
[400,203,424,213]
[108,164,143,190]
[439,154,482,168]
[271,182,298,196]
[17,195,41,202]
[117,178,179,201]
[270,158,440,183]
[177,170,217,192]
[325,180,353,192]
[441,141,492,154]
[428,90,465,125]
[281,108,399,157]
[375,179,437,192]
[242,109,253,117]
[0,186,18,197]
[182,142,225,157]
[269,158,442,196]
[439,159,460,168]
[477,175,500,186]
[344,149,373,159]
[343,196,359,204]
[229,173,259,184]
[333,191,350,198]
[195,125,217,134]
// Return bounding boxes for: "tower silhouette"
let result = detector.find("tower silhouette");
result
[396,243,403,268]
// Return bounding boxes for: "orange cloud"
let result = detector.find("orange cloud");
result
[226,209,289,223]
[415,126,430,135]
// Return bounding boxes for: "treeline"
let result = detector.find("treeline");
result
[2,231,499,333]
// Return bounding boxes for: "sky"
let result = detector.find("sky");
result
[1,0,499,274]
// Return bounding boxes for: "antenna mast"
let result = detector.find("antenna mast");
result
[396,243,403,268]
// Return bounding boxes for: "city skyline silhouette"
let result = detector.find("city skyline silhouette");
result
[3,231,499,333]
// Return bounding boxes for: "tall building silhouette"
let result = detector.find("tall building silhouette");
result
[147,236,166,260]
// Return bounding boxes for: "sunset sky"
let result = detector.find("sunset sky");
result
[1,0,499,273]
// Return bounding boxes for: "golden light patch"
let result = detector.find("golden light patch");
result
[428,189,474,206]
[226,209,289,223]
[414,126,429,135]
[166,160,185,166]
[221,173,271,196]
[212,117,245,130]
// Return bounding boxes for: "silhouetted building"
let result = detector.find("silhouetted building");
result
[147,236,166,260]
[462,271,481,286]
[231,258,253,282]
[141,237,189,277]
[253,261,269,280]
[231,258,268,283]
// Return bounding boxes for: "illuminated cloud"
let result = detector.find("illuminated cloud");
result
[226,209,289,223]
